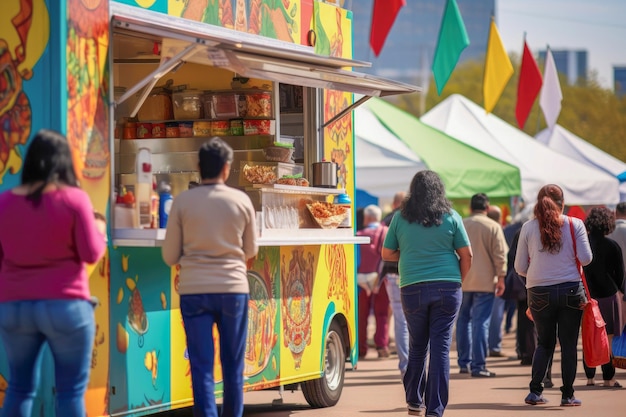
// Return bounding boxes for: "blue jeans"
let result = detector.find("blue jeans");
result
[402,281,462,417]
[527,282,585,398]
[384,274,409,376]
[0,299,95,417]
[488,296,506,352]
[456,291,495,373]
[180,293,249,417]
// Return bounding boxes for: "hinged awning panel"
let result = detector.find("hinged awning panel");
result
[111,2,420,100]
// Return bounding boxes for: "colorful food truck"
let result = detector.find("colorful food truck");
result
[0,0,417,415]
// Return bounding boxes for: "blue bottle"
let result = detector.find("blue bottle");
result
[158,182,173,228]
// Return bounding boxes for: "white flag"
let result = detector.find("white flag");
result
[539,48,562,130]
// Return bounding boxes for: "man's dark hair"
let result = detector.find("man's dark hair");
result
[199,137,233,180]
[470,193,489,211]
[617,202,626,215]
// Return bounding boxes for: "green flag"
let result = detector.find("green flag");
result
[432,0,470,95]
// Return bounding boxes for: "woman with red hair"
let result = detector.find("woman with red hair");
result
[515,184,592,407]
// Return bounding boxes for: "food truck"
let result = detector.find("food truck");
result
[0,0,417,415]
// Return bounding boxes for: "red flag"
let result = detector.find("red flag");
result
[515,41,543,129]
[369,0,406,57]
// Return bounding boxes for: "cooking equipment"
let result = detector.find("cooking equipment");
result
[311,161,338,188]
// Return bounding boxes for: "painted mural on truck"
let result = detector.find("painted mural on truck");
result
[0,0,49,407]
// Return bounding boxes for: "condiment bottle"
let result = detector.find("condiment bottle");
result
[334,193,352,228]
[158,182,173,228]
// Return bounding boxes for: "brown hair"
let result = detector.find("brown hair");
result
[534,184,564,254]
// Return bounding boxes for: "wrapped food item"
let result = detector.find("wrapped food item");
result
[307,201,348,229]
[173,90,203,120]
[243,119,275,135]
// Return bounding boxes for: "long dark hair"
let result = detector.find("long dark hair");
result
[21,129,79,205]
[401,170,452,227]
[534,184,564,254]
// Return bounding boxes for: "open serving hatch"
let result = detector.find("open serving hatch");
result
[111,2,420,123]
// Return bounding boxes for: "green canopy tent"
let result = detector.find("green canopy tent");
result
[362,98,521,202]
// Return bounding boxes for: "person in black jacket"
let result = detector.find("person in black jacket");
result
[583,207,625,388]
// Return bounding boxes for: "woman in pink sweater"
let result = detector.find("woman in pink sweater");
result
[0,129,106,417]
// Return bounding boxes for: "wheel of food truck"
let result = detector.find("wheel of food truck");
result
[301,321,345,408]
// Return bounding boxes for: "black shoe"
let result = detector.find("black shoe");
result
[472,369,496,378]
[543,379,554,388]
[459,366,470,374]
[520,357,533,366]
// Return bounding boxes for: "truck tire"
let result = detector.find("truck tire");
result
[301,321,345,408]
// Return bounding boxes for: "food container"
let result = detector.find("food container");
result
[137,87,173,121]
[263,146,294,162]
[136,123,152,139]
[178,122,194,137]
[173,90,203,120]
[307,202,348,229]
[311,161,338,188]
[123,122,137,140]
[230,118,244,136]
[208,92,239,119]
[193,121,212,137]
[151,123,166,138]
[243,119,275,135]
[165,122,179,138]
[239,161,303,186]
[245,91,273,117]
[211,120,230,136]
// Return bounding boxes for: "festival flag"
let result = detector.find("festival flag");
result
[515,40,543,129]
[369,0,406,57]
[483,19,514,113]
[539,47,563,130]
[432,0,470,95]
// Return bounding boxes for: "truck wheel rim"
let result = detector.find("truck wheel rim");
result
[324,330,342,391]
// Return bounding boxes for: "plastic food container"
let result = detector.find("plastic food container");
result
[243,119,275,135]
[245,91,273,117]
[211,120,230,136]
[209,92,239,119]
[178,122,194,137]
[151,123,166,138]
[230,118,244,136]
[137,87,173,121]
[136,123,152,139]
[165,122,179,138]
[123,122,137,140]
[239,161,303,186]
[193,121,212,137]
[173,90,203,120]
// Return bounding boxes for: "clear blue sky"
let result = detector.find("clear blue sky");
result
[498,0,626,88]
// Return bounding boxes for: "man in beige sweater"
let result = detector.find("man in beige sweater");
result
[456,193,508,378]
[162,137,258,417]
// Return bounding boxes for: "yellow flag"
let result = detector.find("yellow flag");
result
[483,20,513,113]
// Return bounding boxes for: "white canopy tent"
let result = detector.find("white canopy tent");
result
[354,106,426,199]
[421,94,620,206]
[536,125,626,202]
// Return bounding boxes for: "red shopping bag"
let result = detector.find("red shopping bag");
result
[569,217,611,368]
[581,298,610,367]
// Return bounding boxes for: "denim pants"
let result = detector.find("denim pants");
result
[456,291,495,373]
[488,296,506,352]
[180,293,249,417]
[0,299,95,417]
[402,281,462,417]
[384,273,409,376]
[527,281,585,398]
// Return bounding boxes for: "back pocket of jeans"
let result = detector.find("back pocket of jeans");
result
[528,291,550,312]
[440,288,461,315]
[47,300,94,334]
[565,285,586,310]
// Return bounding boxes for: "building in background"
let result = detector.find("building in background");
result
[538,49,588,86]
[614,66,626,98]
[349,0,494,86]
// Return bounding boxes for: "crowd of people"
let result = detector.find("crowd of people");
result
[359,173,626,416]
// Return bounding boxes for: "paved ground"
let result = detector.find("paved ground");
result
[166,329,626,416]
